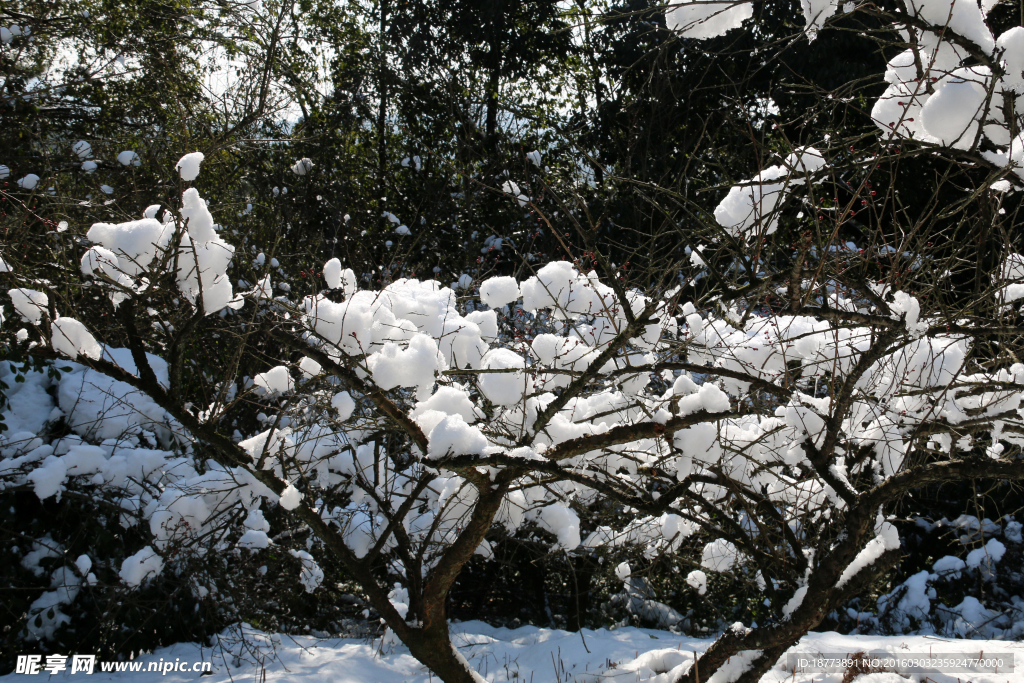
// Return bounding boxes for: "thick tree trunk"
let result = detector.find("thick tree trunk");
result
[403,624,484,683]
[673,544,901,683]
[378,479,513,683]
[734,645,795,683]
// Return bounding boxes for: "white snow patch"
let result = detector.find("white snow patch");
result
[117,150,141,166]
[1,622,1021,683]
[479,276,521,308]
[51,317,102,360]
[119,547,164,587]
[175,152,205,181]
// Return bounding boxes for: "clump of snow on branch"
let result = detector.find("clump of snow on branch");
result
[175,152,205,181]
[666,0,753,39]
[713,147,826,237]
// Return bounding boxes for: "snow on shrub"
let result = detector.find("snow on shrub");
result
[5,0,1024,669]
[175,152,204,181]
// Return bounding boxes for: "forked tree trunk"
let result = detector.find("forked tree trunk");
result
[373,480,513,683]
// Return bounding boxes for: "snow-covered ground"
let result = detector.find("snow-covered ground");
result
[7,622,1023,683]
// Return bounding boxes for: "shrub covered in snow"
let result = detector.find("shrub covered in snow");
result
[2,0,1024,678]
[3,132,1024,682]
